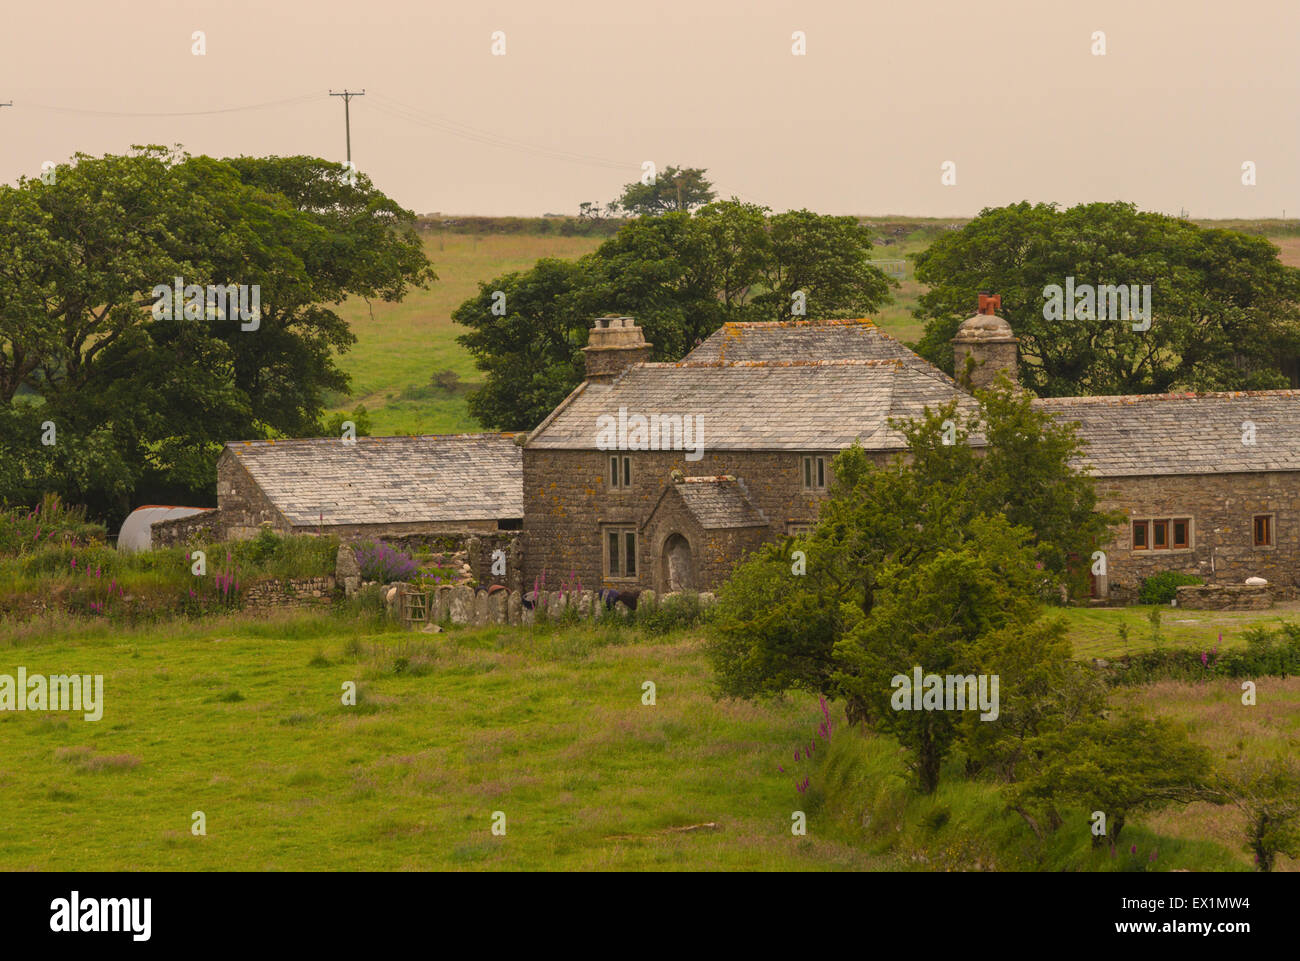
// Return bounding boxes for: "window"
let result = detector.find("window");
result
[609,455,631,489]
[604,525,638,578]
[1151,519,1169,550]
[802,455,826,491]
[787,522,813,538]
[1172,519,1189,550]
[1131,516,1192,551]
[1254,514,1274,548]
[1132,520,1148,550]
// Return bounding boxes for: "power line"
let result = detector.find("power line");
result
[369,93,634,171]
[21,93,318,117]
[329,89,365,164]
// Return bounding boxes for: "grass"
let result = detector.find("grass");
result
[0,613,882,871]
[331,232,603,436]
[2,597,1294,871]
[1051,600,1300,660]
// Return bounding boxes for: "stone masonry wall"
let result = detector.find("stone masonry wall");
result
[243,576,337,612]
[523,448,886,591]
[152,510,220,548]
[1095,471,1300,598]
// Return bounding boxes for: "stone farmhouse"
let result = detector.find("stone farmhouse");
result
[164,304,1300,605]
[520,307,1300,601]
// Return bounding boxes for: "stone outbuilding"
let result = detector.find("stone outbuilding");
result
[152,433,524,545]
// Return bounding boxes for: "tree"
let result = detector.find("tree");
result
[455,201,895,429]
[1011,713,1212,849]
[832,517,1048,793]
[1216,758,1300,872]
[0,147,434,517]
[911,201,1300,396]
[612,165,715,216]
[897,375,1120,588]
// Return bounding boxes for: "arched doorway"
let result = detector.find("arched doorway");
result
[662,533,694,592]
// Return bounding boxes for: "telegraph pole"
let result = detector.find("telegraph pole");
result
[328,89,364,163]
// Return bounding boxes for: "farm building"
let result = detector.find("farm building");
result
[151,433,524,547]
[520,310,1300,600]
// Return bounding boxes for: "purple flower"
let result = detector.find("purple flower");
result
[1201,651,1208,665]
[1130,845,1137,855]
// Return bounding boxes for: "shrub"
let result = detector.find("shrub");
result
[1138,570,1203,605]
[636,592,707,634]
[354,540,419,583]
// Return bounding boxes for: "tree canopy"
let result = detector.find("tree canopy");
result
[611,165,715,216]
[0,146,434,519]
[911,201,1300,396]
[454,200,894,430]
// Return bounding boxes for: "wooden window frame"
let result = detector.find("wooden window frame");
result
[1253,514,1275,549]
[787,522,813,538]
[1172,518,1190,550]
[1151,519,1169,551]
[1132,520,1149,551]
[1131,516,1193,552]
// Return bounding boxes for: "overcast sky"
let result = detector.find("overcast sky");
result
[2,0,1297,218]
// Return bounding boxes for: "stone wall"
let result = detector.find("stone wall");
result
[1094,471,1300,599]
[1174,584,1273,611]
[243,576,337,612]
[522,448,886,592]
[390,584,715,628]
[152,510,220,548]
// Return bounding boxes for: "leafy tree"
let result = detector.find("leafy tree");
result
[1011,713,1212,849]
[832,517,1047,793]
[0,147,433,517]
[612,165,715,216]
[323,404,372,438]
[456,201,894,429]
[452,258,594,431]
[911,201,1300,395]
[1216,758,1300,872]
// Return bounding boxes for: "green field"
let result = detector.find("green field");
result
[1,603,1294,871]
[331,232,604,436]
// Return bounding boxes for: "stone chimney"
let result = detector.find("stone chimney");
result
[952,293,1018,390]
[582,316,651,382]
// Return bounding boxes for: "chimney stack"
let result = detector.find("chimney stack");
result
[952,294,1017,390]
[583,316,651,382]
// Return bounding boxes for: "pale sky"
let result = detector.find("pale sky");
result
[2,0,1297,218]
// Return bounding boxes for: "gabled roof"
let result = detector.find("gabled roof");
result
[526,358,976,452]
[225,434,523,526]
[684,319,944,375]
[669,476,769,530]
[1035,391,1300,477]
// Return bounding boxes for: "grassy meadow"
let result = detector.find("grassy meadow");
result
[0,601,1294,871]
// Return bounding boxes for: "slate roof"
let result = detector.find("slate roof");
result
[685,319,943,374]
[225,434,523,526]
[673,476,769,529]
[527,358,977,452]
[1035,391,1300,477]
